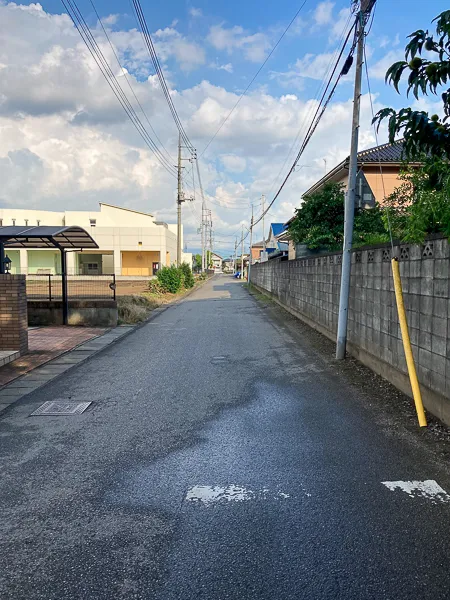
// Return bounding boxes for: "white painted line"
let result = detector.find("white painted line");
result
[381,480,450,503]
[185,485,291,505]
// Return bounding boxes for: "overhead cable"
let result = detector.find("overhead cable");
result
[61,0,178,178]
[200,0,309,157]
[131,0,194,150]
[253,15,359,228]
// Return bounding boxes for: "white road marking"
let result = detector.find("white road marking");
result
[185,485,291,505]
[381,480,450,503]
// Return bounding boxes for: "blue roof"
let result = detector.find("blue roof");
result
[271,223,287,237]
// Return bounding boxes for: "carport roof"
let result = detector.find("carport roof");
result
[0,226,99,249]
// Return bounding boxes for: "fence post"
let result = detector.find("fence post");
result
[48,274,52,301]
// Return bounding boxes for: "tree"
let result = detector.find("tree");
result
[194,254,202,271]
[383,157,450,242]
[374,10,450,186]
[288,182,386,251]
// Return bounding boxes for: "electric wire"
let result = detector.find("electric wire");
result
[200,0,309,157]
[131,0,194,150]
[61,0,178,178]
[88,0,175,167]
[252,15,359,228]
[363,43,394,250]
[265,11,354,199]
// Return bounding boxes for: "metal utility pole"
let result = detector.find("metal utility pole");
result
[234,238,237,274]
[201,204,206,272]
[261,195,266,251]
[336,0,375,360]
[240,225,244,279]
[248,205,254,284]
[176,133,183,267]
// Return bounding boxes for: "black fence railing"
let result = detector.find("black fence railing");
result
[26,274,116,300]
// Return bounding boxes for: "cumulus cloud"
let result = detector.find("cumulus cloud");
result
[210,62,234,73]
[313,2,334,26]
[220,154,247,173]
[189,7,202,18]
[207,24,270,62]
[0,1,391,251]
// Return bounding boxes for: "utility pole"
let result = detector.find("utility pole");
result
[176,133,183,267]
[240,225,244,279]
[248,205,254,284]
[261,194,266,252]
[234,238,237,274]
[201,204,206,272]
[336,0,376,360]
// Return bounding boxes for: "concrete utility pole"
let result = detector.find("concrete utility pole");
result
[234,238,237,274]
[176,133,183,267]
[240,225,244,279]
[261,195,266,251]
[336,0,376,360]
[248,205,254,284]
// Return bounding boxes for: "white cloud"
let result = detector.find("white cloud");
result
[370,50,403,80]
[207,24,271,62]
[330,7,351,40]
[220,154,247,173]
[189,7,203,18]
[0,1,391,250]
[152,27,206,72]
[102,14,119,26]
[211,62,234,73]
[313,2,334,26]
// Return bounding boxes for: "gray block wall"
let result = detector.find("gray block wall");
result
[251,237,450,424]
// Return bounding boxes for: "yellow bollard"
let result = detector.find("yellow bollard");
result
[391,258,427,427]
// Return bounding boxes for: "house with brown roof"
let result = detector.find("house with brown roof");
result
[282,140,419,259]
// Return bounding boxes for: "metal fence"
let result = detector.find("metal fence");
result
[26,274,116,300]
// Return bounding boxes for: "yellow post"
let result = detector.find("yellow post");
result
[391,258,427,427]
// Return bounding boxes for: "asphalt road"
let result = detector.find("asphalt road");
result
[1,275,450,599]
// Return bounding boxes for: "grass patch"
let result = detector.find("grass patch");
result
[117,295,159,324]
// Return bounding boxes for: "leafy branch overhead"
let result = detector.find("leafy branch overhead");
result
[373,10,450,168]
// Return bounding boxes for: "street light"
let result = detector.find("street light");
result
[3,255,12,274]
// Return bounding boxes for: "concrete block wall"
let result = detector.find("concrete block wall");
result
[251,237,450,424]
[0,274,28,354]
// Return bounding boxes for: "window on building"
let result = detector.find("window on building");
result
[12,219,16,226]
[25,219,28,226]
[90,219,96,227]
[37,220,40,226]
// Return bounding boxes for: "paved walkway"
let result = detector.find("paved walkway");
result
[1,276,450,599]
[0,326,106,387]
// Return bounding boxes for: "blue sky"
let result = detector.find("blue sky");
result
[1,1,448,255]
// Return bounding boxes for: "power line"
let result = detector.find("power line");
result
[200,0,309,157]
[88,0,175,167]
[131,0,194,150]
[61,0,178,179]
[253,15,359,228]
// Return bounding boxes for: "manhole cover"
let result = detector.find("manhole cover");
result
[31,401,92,416]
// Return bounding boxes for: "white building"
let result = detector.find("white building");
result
[0,204,192,277]
[210,252,223,273]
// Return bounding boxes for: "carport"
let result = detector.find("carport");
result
[0,226,98,325]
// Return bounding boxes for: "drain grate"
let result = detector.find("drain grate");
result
[31,401,92,416]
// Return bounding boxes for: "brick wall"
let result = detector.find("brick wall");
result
[251,237,450,425]
[0,274,28,354]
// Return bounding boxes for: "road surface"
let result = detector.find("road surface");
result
[1,276,450,599]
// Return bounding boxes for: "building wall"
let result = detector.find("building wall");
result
[0,205,179,276]
[121,251,160,276]
[250,237,450,425]
[28,250,61,274]
[364,166,403,204]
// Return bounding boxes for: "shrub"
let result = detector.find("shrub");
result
[117,295,158,324]
[157,265,183,293]
[180,262,195,288]
[148,279,163,295]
